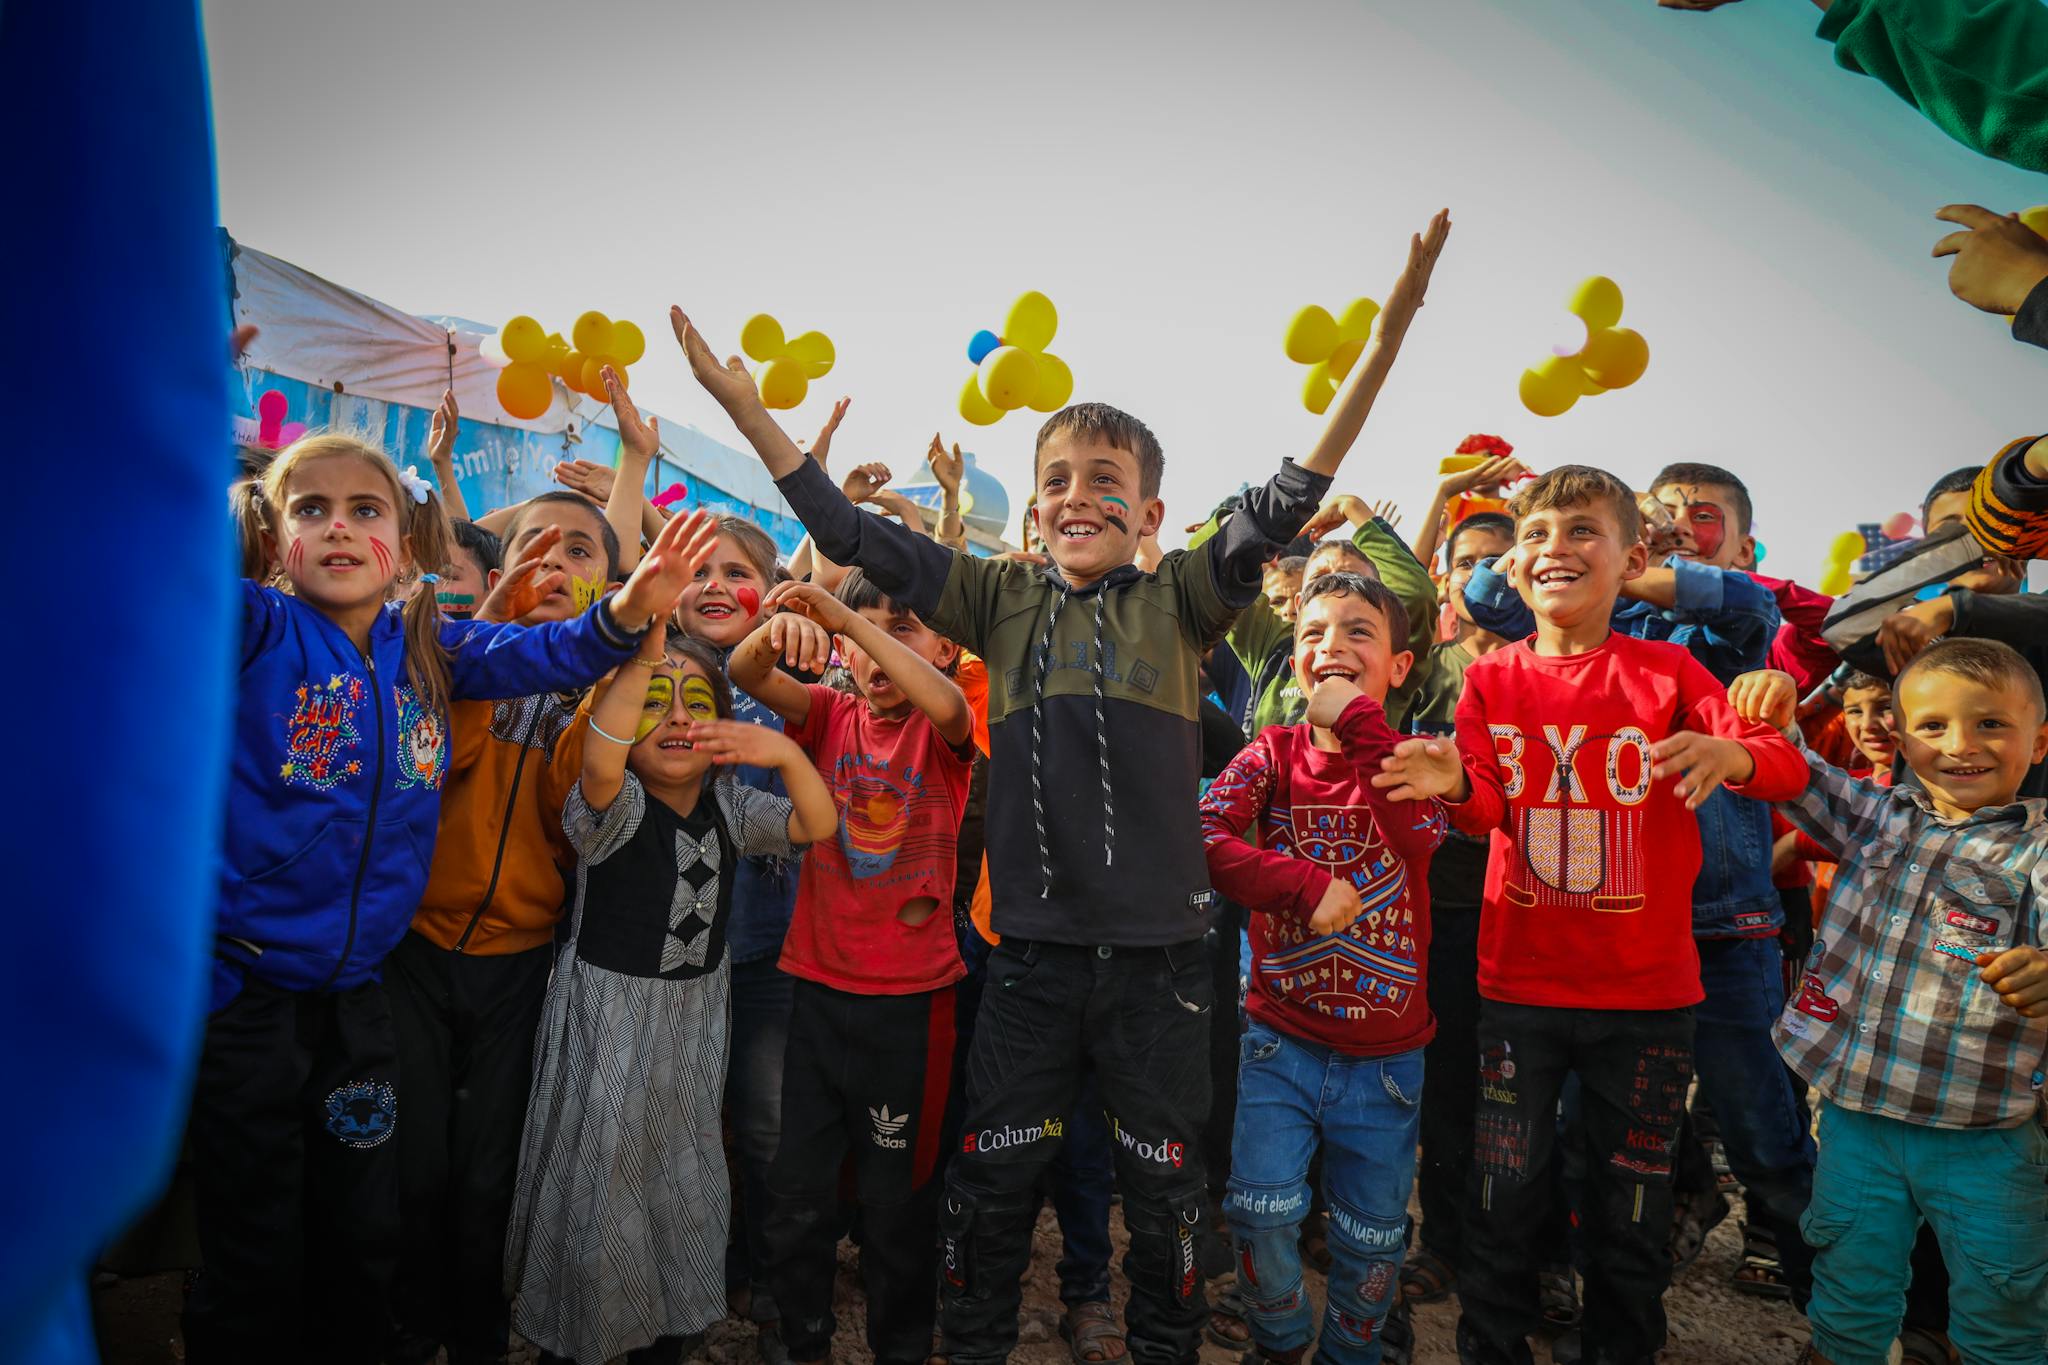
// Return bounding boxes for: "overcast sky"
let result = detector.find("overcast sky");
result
[203,0,2048,580]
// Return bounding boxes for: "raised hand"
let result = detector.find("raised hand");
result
[928,434,965,493]
[671,307,765,417]
[477,525,568,623]
[1305,676,1364,730]
[1649,731,1755,810]
[429,389,460,470]
[1727,668,1799,731]
[1637,494,1682,558]
[1877,596,1954,676]
[842,461,892,504]
[613,508,724,626]
[1375,209,1453,342]
[551,458,615,502]
[684,718,805,769]
[762,611,835,674]
[873,489,930,536]
[1309,876,1366,936]
[1368,499,1403,530]
[807,397,851,470]
[766,579,855,635]
[1443,455,1529,497]
[1933,205,2048,315]
[1299,495,1359,542]
[603,365,660,460]
[1372,736,1468,803]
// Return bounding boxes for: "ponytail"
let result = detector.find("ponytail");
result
[231,477,275,581]
[399,484,456,715]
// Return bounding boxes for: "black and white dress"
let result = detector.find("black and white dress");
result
[505,772,795,1365]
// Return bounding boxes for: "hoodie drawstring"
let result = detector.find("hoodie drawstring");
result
[1090,591,1113,870]
[1029,582,1116,899]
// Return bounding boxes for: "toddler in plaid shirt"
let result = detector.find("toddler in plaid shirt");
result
[1731,640,2048,1365]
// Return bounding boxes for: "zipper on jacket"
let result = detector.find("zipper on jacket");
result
[319,652,385,991]
[451,702,543,953]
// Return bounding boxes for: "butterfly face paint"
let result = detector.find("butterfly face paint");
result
[634,675,676,742]
[1684,503,1725,561]
[680,675,719,723]
[1101,495,1131,535]
[571,575,607,614]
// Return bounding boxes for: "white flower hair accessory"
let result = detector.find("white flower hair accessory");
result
[396,464,432,505]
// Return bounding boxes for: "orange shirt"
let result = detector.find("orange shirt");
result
[957,655,999,946]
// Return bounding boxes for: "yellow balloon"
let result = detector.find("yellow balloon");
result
[759,357,809,410]
[784,330,836,379]
[979,345,1040,410]
[1573,364,1607,397]
[1817,564,1853,597]
[571,311,614,357]
[740,314,785,364]
[1568,276,1625,332]
[556,348,587,386]
[1828,530,1867,564]
[1004,291,1058,352]
[1327,337,1366,383]
[1284,305,1338,365]
[544,332,569,364]
[1302,361,1336,416]
[2022,205,2048,240]
[500,315,548,364]
[1028,352,1074,412]
[583,355,622,398]
[960,373,1004,426]
[496,362,553,420]
[609,320,646,366]
[1336,297,1380,341]
[1579,326,1649,389]
[1519,359,1581,418]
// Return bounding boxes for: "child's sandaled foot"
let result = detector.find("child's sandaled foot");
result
[1060,1300,1128,1364]
[1730,1221,1791,1300]
[1378,1296,1414,1365]
[1897,1326,1957,1365]
[1398,1244,1456,1304]
[1537,1263,1580,1331]
[1203,1281,1252,1353]
[1668,1188,1730,1273]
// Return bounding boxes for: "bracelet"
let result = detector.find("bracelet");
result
[625,655,664,669]
[588,718,636,746]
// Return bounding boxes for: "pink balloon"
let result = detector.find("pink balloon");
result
[1881,512,1916,541]
[650,481,689,510]
[257,390,288,446]
[277,422,307,447]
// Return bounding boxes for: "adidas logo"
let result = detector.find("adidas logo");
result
[869,1104,909,1150]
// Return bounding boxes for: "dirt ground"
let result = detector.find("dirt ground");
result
[94,1199,1806,1365]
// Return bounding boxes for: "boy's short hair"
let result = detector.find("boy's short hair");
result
[1448,511,1516,561]
[1035,402,1165,500]
[1839,670,1889,698]
[1896,638,2046,723]
[1651,461,1753,535]
[450,518,502,577]
[835,566,910,620]
[1920,466,1982,525]
[1296,571,1410,652]
[1269,556,1309,579]
[1509,465,1641,543]
[506,491,623,581]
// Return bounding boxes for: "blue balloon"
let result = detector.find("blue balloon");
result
[967,329,1000,365]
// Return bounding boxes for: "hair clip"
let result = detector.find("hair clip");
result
[395,464,433,505]
[419,573,440,584]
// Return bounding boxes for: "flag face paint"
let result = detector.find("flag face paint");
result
[435,591,477,617]
[1685,503,1725,561]
[735,586,761,619]
[634,674,676,742]
[1102,495,1130,535]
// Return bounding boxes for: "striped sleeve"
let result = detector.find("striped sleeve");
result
[1967,435,2048,560]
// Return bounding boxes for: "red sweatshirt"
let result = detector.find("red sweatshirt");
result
[1199,695,1449,1056]
[1449,634,1808,1011]
[1753,573,1840,695]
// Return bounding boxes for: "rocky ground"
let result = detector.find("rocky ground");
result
[95,1200,1808,1364]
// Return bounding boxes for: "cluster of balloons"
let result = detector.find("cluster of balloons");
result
[1518,277,1650,418]
[740,314,836,410]
[1283,298,1380,414]
[958,291,1074,425]
[483,311,647,421]
[254,390,307,450]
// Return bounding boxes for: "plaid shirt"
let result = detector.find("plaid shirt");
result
[1776,747,2048,1129]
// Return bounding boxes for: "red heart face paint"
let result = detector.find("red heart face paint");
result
[735,585,761,618]
[1685,503,1725,560]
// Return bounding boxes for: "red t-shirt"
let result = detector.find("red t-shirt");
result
[1200,695,1449,1056]
[1449,634,1807,1011]
[780,684,973,994]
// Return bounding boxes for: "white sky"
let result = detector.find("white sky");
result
[204,0,2048,580]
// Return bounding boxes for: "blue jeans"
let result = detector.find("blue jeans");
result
[1803,1102,2048,1365]
[1692,935,1816,1304]
[1051,1080,1115,1305]
[726,956,793,1310]
[1226,1022,1422,1365]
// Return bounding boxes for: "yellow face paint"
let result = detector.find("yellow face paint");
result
[680,675,719,724]
[633,675,675,742]
[571,575,606,614]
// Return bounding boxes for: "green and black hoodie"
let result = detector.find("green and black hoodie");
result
[776,455,1329,947]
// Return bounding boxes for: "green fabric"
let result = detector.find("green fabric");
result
[1188,513,1439,736]
[1398,639,1474,736]
[1819,0,2048,172]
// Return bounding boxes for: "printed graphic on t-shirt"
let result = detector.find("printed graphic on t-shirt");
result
[824,749,956,892]
[1259,801,1420,1018]
[1491,721,1653,913]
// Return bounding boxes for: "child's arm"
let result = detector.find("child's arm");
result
[928,435,969,551]
[1978,856,2048,1018]
[1199,735,1362,934]
[1374,674,1499,835]
[1652,656,1808,809]
[1965,432,2048,564]
[725,608,833,730]
[598,366,654,574]
[1621,559,1781,676]
[683,719,838,845]
[576,623,669,814]
[1720,667,1883,860]
[426,389,473,523]
[767,580,972,747]
[1460,552,1537,639]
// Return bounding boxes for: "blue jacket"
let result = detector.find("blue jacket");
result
[1463,556,1787,937]
[222,583,640,1008]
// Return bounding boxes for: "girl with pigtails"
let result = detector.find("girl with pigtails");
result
[192,430,720,1365]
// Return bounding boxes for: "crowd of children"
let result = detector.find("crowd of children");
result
[188,198,2048,1365]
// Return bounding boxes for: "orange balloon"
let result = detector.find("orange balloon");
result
[496,362,553,420]
[582,354,621,398]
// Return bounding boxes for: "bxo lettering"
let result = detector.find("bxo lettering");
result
[1111,1117,1184,1167]
[1489,723,1652,807]
[961,1117,1063,1154]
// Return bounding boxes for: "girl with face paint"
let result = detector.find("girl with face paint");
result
[506,624,836,1365]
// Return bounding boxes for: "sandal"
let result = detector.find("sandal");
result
[1378,1296,1414,1365]
[1708,1137,1740,1195]
[1731,1221,1791,1300]
[1203,1279,1251,1352]
[1538,1263,1580,1331]
[1898,1326,1958,1365]
[1398,1244,1456,1304]
[1668,1187,1730,1273]
[1060,1300,1128,1364]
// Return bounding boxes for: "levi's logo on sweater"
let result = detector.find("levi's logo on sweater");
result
[1491,722,1654,913]
[1261,804,1418,1019]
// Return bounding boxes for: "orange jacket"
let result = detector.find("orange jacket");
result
[409,691,592,956]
